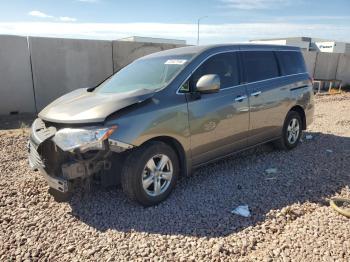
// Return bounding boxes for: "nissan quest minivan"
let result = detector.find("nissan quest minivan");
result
[28,44,314,206]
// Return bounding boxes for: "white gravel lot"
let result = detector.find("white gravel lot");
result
[1,93,349,261]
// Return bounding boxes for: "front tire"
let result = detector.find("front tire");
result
[273,111,302,150]
[121,141,179,206]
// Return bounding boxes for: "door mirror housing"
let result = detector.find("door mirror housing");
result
[196,74,220,93]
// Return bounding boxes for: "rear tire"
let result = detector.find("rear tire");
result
[273,111,302,150]
[121,141,179,206]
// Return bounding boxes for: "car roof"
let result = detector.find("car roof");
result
[143,44,300,59]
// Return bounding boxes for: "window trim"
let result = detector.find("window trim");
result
[274,51,283,77]
[176,49,307,95]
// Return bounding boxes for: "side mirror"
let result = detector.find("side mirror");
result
[196,74,220,93]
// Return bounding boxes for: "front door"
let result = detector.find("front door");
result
[185,52,249,166]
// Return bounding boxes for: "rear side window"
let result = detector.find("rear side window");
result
[276,51,306,75]
[242,51,279,83]
[189,52,240,91]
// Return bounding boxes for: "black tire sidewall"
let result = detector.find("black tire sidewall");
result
[282,111,302,149]
[126,142,179,206]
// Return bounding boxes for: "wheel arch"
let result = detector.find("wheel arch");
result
[140,136,189,177]
[289,105,306,130]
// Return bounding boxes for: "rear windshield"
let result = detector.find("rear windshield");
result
[95,54,194,94]
[276,51,306,75]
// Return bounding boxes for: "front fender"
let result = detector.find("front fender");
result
[106,98,192,173]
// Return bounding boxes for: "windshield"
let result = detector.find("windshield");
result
[95,54,194,94]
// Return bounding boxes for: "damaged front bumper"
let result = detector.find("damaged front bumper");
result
[28,118,133,193]
[28,140,69,192]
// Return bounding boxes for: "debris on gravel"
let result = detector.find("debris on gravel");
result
[305,134,313,140]
[265,167,278,174]
[231,205,251,217]
[1,93,350,261]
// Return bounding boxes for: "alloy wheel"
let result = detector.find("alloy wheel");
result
[142,154,173,197]
[287,118,300,144]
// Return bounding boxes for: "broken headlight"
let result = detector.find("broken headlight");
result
[53,126,117,152]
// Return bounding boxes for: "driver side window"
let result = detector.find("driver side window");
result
[189,52,239,92]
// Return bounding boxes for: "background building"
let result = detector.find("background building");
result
[250,37,350,53]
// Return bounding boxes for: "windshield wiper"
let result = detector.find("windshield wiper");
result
[86,86,96,92]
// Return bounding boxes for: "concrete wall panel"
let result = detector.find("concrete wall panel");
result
[29,37,113,111]
[0,35,36,114]
[112,41,182,72]
[336,54,350,85]
[314,52,340,80]
[3,35,348,116]
[301,51,317,76]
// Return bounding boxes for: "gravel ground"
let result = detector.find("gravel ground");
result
[1,93,349,261]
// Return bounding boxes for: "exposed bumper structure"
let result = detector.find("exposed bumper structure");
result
[39,167,69,193]
[28,140,69,193]
[28,118,133,193]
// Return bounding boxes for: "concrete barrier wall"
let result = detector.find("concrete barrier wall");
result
[336,54,350,85]
[314,52,340,80]
[1,35,350,116]
[301,51,317,75]
[29,37,114,111]
[0,35,36,114]
[0,36,184,115]
[301,51,350,85]
[112,41,183,72]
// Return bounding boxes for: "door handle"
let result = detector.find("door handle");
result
[251,91,262,97]
[235,95,247,102]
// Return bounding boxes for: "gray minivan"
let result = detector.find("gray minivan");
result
[28,44,314,206]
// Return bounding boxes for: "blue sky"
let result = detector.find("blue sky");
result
[0,0,349,44]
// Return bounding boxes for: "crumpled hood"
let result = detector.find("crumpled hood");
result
[38,88,155,124]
